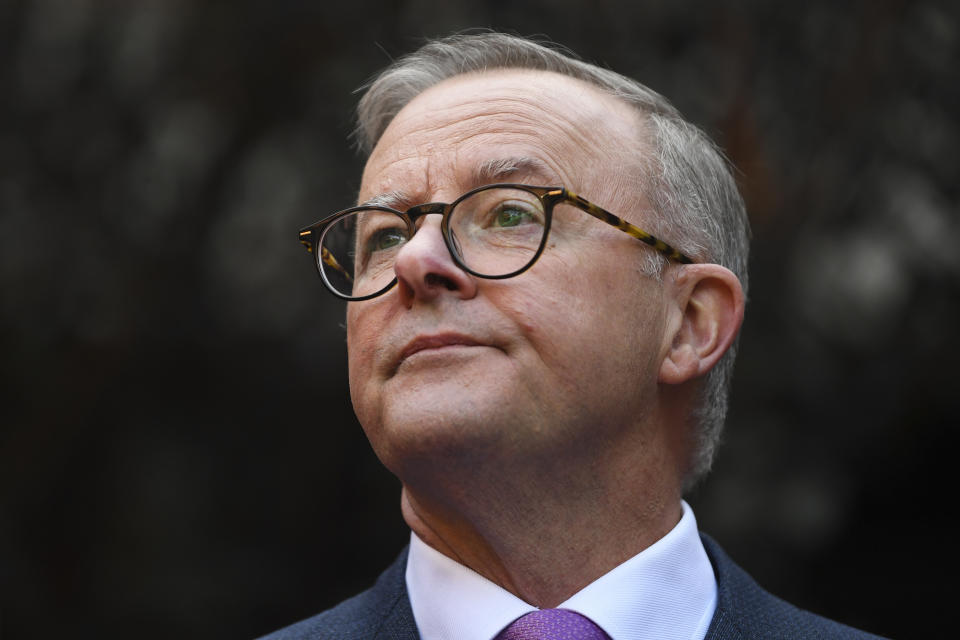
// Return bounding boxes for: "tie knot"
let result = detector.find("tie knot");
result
[494,608,611,640]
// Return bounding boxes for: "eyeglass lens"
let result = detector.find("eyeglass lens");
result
[318,186,549,298]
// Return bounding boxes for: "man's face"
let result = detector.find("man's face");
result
[346,70,675,481]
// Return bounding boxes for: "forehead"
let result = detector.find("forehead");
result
[360,70,645,205]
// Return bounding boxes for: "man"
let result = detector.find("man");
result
[264,33,884,639]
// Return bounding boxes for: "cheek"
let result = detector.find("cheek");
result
[505,251,666,392]
[346,306,381,426]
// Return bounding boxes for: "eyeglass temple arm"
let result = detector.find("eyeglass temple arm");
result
[300,230,354,282]
[557,190,694,264]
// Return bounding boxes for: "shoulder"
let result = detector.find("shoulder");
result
[257,547,418,640]
[701,534,888,640]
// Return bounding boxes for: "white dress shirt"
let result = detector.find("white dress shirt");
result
[406,500,717,640]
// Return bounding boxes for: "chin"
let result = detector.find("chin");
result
[363,390,519,481]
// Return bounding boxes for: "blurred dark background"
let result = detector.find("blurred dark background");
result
[1,0,957,638]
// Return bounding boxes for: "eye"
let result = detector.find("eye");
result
[366,227,406,252]
[492,203,537,227]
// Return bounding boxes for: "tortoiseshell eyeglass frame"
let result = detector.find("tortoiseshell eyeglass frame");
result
[298,183,695,301]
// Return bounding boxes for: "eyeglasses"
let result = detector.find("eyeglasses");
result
[298,183,694,301]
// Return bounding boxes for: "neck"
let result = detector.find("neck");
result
[398,425,684,607]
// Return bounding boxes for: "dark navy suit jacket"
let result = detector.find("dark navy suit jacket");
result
[259,535,886,639]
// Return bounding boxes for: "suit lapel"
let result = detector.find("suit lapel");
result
[703,606,745,640]
[369,547,421,639]
[699,534,748,640]
[375,589,420,639]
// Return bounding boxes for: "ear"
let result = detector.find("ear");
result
[659,264,745,385]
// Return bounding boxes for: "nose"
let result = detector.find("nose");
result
[393,214,478,306]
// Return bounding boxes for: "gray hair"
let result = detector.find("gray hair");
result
[354,32,750,490]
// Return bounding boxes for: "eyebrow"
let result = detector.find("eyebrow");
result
[471,156,556,185]
[359,156,558,211]
[359,189,415,210]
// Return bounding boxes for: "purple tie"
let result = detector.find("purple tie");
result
[494,608,612,640]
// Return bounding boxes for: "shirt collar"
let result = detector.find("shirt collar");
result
[405,500,717,640]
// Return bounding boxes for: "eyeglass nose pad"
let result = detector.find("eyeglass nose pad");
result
[407,202,447,226]
[404,202,454,254]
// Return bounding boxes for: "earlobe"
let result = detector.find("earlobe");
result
[659,264,745,385]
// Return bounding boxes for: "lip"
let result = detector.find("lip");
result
[396,332,486,368]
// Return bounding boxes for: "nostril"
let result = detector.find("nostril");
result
[425,273,457,290]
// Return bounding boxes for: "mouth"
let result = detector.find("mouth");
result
[395,332,487,371]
